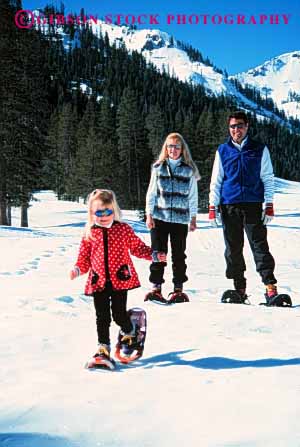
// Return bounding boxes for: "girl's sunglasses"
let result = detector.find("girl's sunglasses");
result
[94,209,114,217]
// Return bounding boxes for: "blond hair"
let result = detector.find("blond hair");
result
[84,189,122,240]
[157,132,201,180]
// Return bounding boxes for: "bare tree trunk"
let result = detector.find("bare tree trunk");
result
[21,203,28,227]
[0,156,9,225]
[0,191,8,225]
[7,203,11,226]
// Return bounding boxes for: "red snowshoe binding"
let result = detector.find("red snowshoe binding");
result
[263,285,292,307]
[168,289,189,304]
[144,289,168,305]
[85,344,116,371]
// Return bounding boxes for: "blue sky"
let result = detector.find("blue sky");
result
[23,0,300,74]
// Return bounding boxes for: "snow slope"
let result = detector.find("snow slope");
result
[232,51,300,119]
[90,22,300,121]
[1,180,300,447]
[87,22,296,122]
[36,14,298,122]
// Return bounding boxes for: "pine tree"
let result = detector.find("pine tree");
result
[66,99,98,199]
[0,0,17,224]
[117,88,148,208]
[0,0,50,226]
[46,103,78,198]
[182,108,196,153]
[94,98,122,196]
[145,105,166,160]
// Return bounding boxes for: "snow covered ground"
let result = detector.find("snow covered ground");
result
[1,179,300,447]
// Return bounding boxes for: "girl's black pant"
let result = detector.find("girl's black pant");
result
[93,282,132,345]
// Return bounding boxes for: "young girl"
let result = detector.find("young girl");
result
[145,132,200,304]
[70,189,166,361]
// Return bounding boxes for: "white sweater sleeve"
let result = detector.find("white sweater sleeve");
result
[209,151,224,206]
[145,168,157,215]
[189,176,198,217]
[260,146,274,203]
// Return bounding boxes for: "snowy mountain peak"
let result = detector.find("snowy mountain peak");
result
[37,11,299,122]
[87,20,298,121]
[89,19,228,94]
[232,51,300,118]
[125,29,173,52]
[90,21,172,53]
[247,51,300,77]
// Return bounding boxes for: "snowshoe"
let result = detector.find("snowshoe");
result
[167,290,189,304]
[85,345,116,371]
[144,290,169,305]
[261,284,292,307]
[115,308,147,364]
[263,293,292,307]
[85,355,116,371]
[221,289,249,304]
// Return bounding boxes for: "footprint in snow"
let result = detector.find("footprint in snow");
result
[56,296,74,304]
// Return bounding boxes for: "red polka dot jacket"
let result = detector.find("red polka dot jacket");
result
[75,222,153,295]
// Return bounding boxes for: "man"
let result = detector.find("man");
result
[208,111,288,305]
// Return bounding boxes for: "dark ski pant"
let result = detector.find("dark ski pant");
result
[149,219,188,286]
[220,203,276,290]
[93,282,132,345]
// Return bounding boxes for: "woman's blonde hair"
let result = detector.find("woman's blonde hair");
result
[157,132,201,180]
[85,189,122,239]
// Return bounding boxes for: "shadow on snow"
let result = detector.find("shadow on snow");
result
[0,227,55,237]
[137,350,300,370]
[0,433,78,447]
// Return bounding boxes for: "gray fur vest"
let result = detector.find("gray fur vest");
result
[152,160,193,224]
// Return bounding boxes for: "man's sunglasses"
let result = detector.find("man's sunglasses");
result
[167,144,181,149]
[229,123,246,129]
[94,209,114,217]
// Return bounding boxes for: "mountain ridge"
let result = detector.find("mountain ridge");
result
[231,51,300,119]
[86,20,299,121]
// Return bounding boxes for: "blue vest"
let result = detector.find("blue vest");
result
[218,138,265,204]
[153,160,193,224]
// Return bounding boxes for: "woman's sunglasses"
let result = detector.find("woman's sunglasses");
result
[167,144,181,150]
[94,209,114,217]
